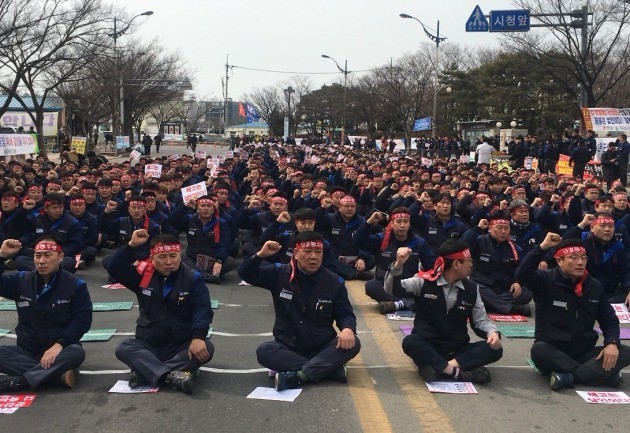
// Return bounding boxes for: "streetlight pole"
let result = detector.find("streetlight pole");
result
[284,86,295,140]
[321,54,349,145]
[110,11,153,140]
[400,13,447,139]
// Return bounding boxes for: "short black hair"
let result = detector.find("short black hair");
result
[150,234,180,248]
[295,208,316,221]
[295,230,323,244]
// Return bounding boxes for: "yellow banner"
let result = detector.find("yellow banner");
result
[71,136,87,155]
[556,154,572,176]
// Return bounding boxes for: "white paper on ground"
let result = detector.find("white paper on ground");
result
[576,391,630,404]
[611,303,630,324]
[108,380,159,394]
[425,381,478,394]
[0,408,19,414]
[246,386,302,402]
[238,280,252,286]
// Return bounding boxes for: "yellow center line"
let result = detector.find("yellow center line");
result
[347,280,456,433]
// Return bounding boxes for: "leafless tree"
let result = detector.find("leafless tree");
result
[506,0,630,107]
[245,86,283,132]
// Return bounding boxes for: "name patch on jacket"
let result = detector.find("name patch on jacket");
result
[279,289,293,300]
[424,293,438,299]
[553,300,567,308]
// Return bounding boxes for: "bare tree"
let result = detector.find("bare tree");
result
[245,86,283,132]
[174,97,209,134]
[506,0,630,107]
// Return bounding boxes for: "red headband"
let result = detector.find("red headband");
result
[390,212,410,220]
[294,240,324,250]
[150,243,181,256]
[475,193,489,199]
[443,248,471,261]
[214,188,228,194]
[2,196,18,202]
[315,182,327,188]
[340,196,356,205]
[271,196,288,204]
[197,198,216,205]
[129,200,146,207]
[585,187,598,193]
[554,246,586,259]
[489,219,510,226]
[613,192,628,199]
[592,216,615,226]
[331,191,345,198]
[70,198,85,204]
[28,185,42,191]
[35,241,62,253]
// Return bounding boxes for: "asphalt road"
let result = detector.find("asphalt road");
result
[0,142,628,433]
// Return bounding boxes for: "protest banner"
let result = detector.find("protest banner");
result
[144,164,163,179]
[181,181,208,203]
[555,154,572,176]
[0,134,37,156]
[195,150,207,159]
[129,149,141,160]
[115,136,129,150]
[71,136,87,155]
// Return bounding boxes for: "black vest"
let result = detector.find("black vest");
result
[413,278,478,343]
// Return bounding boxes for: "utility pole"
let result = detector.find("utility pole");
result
[224,55,229,137]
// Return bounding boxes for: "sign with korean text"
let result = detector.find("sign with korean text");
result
[556,154,572,176]
[0,134,37,156]
[181,181,208,203]
[144,164,163,179]
[195,150,207,159]
[115,136,129,150]
[129,149,141,160]
[611,303,630,324]
[576,391,630,404]
[71,136,87,155]
[0,111,58,136]
[582,108,630,132]
[0,394,36,411]
[489,9,530,32]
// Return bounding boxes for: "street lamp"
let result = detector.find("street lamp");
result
[110,11,153,138]
[510,120,517,128]
[496,122,503,128]
[321,54,349,145]
[283,86,295,140]
[400,13,447,139]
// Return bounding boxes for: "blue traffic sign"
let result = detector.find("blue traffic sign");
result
[489,9,530,32]
[466,5,489,32]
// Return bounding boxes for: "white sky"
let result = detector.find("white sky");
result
[107,0,518,100]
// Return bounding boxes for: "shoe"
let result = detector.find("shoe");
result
[205,274,221,284]
[418,364,437,383]
[379,301,397,314]
[550,372,574,391]
[355,271,373,281]
[326,366,347,383]
[165,371,193,394]
[128,370,149,388]
[0,375,26,392]
[76,260,86,270]
[604,372,623,388]
[510,305,532,317]
[460,367,492,384]
[275,371,303,391]
[57,370,75,389]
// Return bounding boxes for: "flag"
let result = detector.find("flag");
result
[246,104,261,124]
[238,102,245,117]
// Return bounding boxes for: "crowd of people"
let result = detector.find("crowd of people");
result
[0,129,628,395]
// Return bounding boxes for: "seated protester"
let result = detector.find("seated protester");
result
[0,192,33,266]
[16,193,83,273]
[238,233,360,392]
[106,231,213,394]
[168,194,235,284]
[99,195,161,269]
[0,237,92,391]
[455,191,490,226]
[384,240,503,384]
[77,182,104,217]
[68,195,99,269]
[315,195,375,280]
[237,191,291,257]
[516,233,630,390]
[409,193,467,255]
[45,179,62,195]
[533,192,571,236]
[355,207,436,314]
[507,199,546,257]
[462,216,533,316]
[24,183,45,218]
[142,191,177,236]
[564,213,630,306]
[210,183,239,257]
[567,183,599,226]
[612,190,630,222]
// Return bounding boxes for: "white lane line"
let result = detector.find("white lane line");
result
[218,303,269,307]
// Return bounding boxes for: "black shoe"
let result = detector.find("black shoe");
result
[418,364,437,383]
[460,367,492,384]
[326,366,347,383]
[379,301,397,314]
[128,370,150,388]
[354,271,373,281]
[275,371,303,391]
[550,372,574,391]
[510,305,532,317]
[0,375,27,392]
[604,372,623,388]
[205,274,221,284]
[165,371,193,394]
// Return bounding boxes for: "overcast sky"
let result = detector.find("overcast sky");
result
[107,0,518,100]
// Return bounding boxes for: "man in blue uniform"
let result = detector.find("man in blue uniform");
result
[0,236,92,391]
[238,231,360,391]
[106,230,214,394]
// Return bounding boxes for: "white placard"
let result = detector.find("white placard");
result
[195,150,207,159]
[108,380,159,394]
[225,150,234,158]
[0,408,19,414]
[389,156,399,162]
[144,164,162,179]
[611,303,630,324]
[168,153,181,161]
[425,381,478,394]
[0,134,37,156]
[246,386,302,402]
[310,155,320,164]
[524,157,533,170]
[576,391,630,404]
[181,181,208,203]
[421,158,433,168]
[129,150,141,160]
